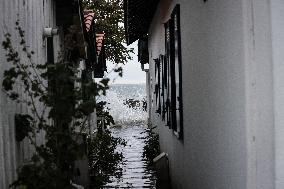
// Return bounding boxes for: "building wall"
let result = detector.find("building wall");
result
[0,0,58,187]
[271,1,284,189]
[243,1,274,188]
[148,0,275,188]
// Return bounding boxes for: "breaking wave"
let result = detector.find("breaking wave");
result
[98,84,148,125]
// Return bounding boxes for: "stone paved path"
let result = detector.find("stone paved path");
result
[103,124,157,188]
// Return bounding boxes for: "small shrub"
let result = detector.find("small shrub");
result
[88,126,126,188]
[142,126,160,164]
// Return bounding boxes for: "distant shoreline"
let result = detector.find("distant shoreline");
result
[109,83,146,86]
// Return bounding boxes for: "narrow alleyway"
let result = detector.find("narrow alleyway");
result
[98,84,157,188]
[103,124,157,188]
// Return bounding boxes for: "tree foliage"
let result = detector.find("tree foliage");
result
[83,0,133,66]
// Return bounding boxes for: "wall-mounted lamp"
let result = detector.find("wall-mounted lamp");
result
[141,63,149,72]
[43,27,59,38]
[43,27,59,48]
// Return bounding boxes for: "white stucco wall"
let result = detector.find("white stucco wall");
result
[243,1,274,188]
[271,1,284,189]
[0,0,57,187]
[148,0,275,188]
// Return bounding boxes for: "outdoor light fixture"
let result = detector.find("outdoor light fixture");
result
[141,63,149,72]
[43,27,59,37]
[43,27,59,47]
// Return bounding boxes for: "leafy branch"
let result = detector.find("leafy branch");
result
[2,21,114,188]
[83,0,134,68]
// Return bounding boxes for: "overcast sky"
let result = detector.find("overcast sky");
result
[107,42,146,84]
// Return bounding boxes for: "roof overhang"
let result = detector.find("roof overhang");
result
[55,0,80,27]
[124,0,160,45]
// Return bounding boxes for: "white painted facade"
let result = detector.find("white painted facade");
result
[147,0,284,188]
[271,1,284,189]
[0,0,58,187]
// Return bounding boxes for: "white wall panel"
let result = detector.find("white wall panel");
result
[147,0,275,188]
[0,0,57,187]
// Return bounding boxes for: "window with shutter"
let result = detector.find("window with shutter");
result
[163,4,183,139]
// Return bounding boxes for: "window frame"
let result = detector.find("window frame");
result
[163,4,183,139]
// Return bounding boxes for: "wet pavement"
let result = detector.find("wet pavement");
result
[102,124,157,188]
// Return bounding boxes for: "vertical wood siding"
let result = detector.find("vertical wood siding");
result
[0,0,57,187]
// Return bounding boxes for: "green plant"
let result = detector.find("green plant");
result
[88,106,126,188]
[142,126,160,164]
[15,114,34,142]
[2,21,111,188]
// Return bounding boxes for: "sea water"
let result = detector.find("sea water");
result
[98,84,148,125]
[98,84,157,188]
